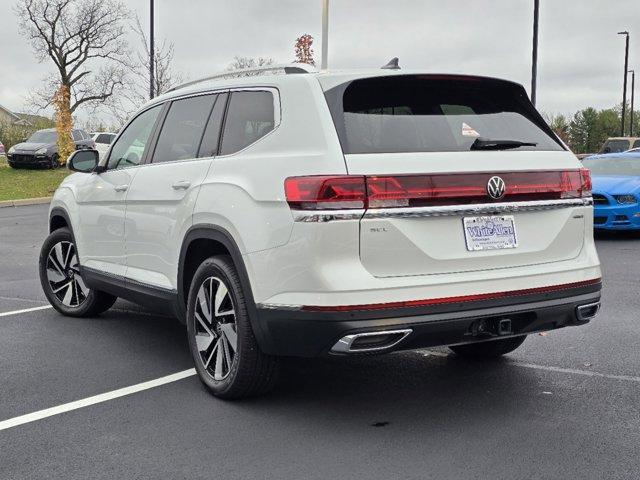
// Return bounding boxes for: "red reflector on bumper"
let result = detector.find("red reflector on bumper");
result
[301,278,602,312]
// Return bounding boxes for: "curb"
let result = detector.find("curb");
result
[0,197,52,208]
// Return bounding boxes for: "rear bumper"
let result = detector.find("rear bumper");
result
[255,281,602,357]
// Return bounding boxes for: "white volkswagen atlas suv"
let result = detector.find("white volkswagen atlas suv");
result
[39,64,602,398]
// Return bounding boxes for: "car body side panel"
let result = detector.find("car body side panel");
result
[124,159,213,290]
[192,77,347,257]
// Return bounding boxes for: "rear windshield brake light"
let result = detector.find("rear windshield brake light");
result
[285,170,591,210]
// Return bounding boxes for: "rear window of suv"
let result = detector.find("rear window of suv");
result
[324,75,564,154]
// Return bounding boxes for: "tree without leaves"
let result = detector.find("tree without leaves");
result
[15,0,131,114]
[105,13,184,127]
[226,56,275,71]
[131,13,182,101]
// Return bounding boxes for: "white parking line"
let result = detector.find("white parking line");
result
[421,351,640,384]
[0,305,52,317]
[0,369,196,432]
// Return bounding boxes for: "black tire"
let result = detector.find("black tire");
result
[49,154,59,169]
[39,227,117,317]
[449,335,527,358]
[186,255,278,399]
[8,162,18,169]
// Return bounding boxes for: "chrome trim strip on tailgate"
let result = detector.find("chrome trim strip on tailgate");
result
[364,198,593,219]
[292,198,592,222]
[292,209,364,222]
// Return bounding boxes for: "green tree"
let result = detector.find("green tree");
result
[569,107,599,153]
[544,113,570,146]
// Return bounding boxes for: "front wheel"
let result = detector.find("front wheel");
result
[186,255,278,399]
[49,154,59,169]
[39,228,117,317]
[449,335,527,358]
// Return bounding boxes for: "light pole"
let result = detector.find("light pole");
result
[531,0,540,106]
[630,69,636,136]
[618,31,629,136]
[321,0,329,70]
[149,0,155,99]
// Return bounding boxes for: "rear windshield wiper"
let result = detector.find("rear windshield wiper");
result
[470,137,538,151]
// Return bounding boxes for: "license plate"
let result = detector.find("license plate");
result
[463,215,518,251]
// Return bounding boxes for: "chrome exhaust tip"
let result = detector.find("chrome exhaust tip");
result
[576,302,601,322]
[331,329,412,354]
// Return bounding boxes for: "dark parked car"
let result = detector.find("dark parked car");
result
[6,128,95,169]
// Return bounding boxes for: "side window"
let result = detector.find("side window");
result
[96,134,112,144]
[71,130,81,141]
[107,105,162,170]
[198,93,228,158]
[152,95,215,163]
[220,91,275,155]
[633,139,640,149]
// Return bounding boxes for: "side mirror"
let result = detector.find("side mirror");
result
[67,149,99,173]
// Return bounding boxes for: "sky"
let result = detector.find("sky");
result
[1,0,639,122]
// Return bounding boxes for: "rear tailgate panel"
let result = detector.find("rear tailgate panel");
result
[348,151,587,278]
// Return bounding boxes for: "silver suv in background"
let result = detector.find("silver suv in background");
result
[90,132,117,160]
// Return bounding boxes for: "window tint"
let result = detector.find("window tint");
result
[582,156,640,176]
[325,76,564,154]
[95,133,115,144]
[153,95,215,163]
[220,91,275,155]
[602,139,630,153]
[27,131,57,143]
[72,130,81,141]
[108,105,162,170]
[198,93,228,157]
[633,139,640,149]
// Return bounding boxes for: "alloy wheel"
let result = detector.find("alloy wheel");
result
[45,241,89,307]
[194,276,238,381]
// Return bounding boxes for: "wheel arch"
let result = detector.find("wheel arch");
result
[49,207,72,233]
[178,225,273,352]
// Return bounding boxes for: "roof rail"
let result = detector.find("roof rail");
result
[167,63,316,93]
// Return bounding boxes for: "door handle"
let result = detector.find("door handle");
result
[172,180,191,190]
[114,184,129,192]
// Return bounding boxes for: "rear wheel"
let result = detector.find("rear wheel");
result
[39,228,117,317]
[449,335,526,358]
[186,255,278,399]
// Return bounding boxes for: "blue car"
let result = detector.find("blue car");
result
[582,151,640,230]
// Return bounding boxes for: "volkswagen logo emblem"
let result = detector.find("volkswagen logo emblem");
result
[487,176,506,200]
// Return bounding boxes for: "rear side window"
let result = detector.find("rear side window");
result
[324,75,564,154]
[602,139,630,153]
[633,140,640,149]
[198,93,228,158]
[71,130,82,141]
[220,91,275,155]
[153,95,216,163]
[95,134,114,144]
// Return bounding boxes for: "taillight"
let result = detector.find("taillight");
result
[579,168,592,197]
[285,170,591,210]
[284,176,366,210]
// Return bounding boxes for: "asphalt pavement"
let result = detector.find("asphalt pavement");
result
[1,204,639,480]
